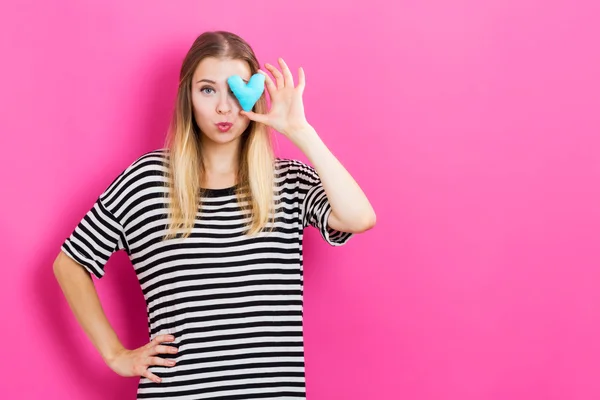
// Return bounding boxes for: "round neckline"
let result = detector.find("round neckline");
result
[199,184,239,197]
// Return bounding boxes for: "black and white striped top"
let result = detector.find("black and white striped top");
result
[61,148,353,399]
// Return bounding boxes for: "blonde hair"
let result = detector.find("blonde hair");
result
[163,31,276,240]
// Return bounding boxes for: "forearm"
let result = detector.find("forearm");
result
[290,125,376,231]
[53,252,125,363]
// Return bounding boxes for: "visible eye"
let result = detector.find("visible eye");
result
[200,86,215,94]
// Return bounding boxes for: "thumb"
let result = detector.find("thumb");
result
[241,110,269,125]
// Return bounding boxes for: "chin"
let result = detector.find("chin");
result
[202,130,242,145]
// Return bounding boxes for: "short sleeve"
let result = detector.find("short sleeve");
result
[295,161,353,246]
[60,173,130,279]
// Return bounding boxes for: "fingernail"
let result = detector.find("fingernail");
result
[168,361,176,366]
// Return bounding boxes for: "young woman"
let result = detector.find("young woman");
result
[54,31,376,400]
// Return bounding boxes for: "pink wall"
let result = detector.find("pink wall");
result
[2,0,599,399]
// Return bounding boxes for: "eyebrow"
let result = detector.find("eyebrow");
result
[196,78,248,84]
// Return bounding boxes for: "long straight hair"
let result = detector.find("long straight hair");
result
[163,31,276,240]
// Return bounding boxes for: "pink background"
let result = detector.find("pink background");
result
[1,0,599,399]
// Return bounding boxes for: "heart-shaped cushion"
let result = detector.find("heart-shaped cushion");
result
[227,74,265,112]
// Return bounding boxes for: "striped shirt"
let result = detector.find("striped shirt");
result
[60,149,353,399]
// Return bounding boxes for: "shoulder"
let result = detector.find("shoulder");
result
[114,148,169,184]
[129,148,170,170]
[274,157,321,190]
[99,148,169,206]
[275,157,319,180]
[120,148,169,177]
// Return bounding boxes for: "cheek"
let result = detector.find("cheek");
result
[229,96,242,111]
[239,119,250,132]
[191,96,212,120]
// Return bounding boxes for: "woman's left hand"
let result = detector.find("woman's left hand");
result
[241,58,312,139]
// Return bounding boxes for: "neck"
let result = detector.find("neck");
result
[200,137,241,175]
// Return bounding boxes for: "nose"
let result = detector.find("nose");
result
[216,92,232,115]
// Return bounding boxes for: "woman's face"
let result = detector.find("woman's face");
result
[191,57,252,145]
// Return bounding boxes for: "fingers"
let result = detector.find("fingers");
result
[278,58,294,88]
[140,335,178,384]
[258,69,276,97]
[140,357,176,384]
[264,59,304,92]
[265,62,284,89]
[144,334,175,349]
[142,369,163,384]
[147,356,177,368]
[147,344,178,357]
[298,67,305,93]
[241,110,269,125]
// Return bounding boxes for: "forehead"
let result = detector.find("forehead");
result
[193,57,251,82]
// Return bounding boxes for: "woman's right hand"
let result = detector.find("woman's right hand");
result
[105,334,178,384]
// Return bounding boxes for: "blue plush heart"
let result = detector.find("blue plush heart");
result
[227,74,265,112]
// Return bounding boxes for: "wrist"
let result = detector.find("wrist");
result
[101,343,126,364]
[288,125,322,151]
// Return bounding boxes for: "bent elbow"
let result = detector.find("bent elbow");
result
[363,212,376,231]
[354,212,376,233]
